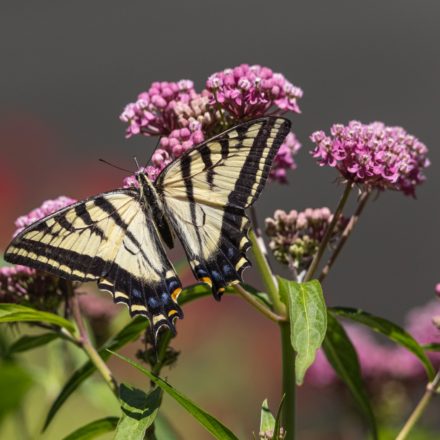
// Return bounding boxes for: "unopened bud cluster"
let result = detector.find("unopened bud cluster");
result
[265,208,347,273]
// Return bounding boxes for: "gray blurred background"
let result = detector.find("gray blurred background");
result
[1,1,439,322]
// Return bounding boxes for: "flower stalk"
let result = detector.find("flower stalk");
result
[319,189,371,282]
[234,284,285,323]
[303,182,353,282]
[396,370,440,440]
[249,229,286,317]
[280,321,295,440]
[69,284,117,396]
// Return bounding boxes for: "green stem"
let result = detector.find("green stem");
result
[319,189,370,282]
[235,284,285,323]
[70,288,118,396]
[151,330,174,377]
[249,229,286,316]
[280,322,295,440]
[304,182,353,282]
[396,370,440,440]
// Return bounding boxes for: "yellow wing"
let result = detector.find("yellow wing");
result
[5,190,183,334]
[156,117,291,298]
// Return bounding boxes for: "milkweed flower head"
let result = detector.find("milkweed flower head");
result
[310,121,430,196]
[265,207,347,273]
[206,64,303,119]
[0,265,64,312]
[14,196,77,236]
[6,196,77,310]
[121,65,304,185]
[120,80,197,138]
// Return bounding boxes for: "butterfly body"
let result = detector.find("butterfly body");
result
[5,117,291,336]
[137,172,174,249]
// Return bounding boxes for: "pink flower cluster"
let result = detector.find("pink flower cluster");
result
[120,64,303,185]
[206,64,303,119]
[306,295,440,386]
[0,265,63,312]
[14,196,77,236]
[0,265,35,302]
[310,121,430,196]
[2,196,77,310]
[120,80,197,137]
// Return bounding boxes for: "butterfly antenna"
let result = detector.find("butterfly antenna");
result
[99,158,132,173]
[142,136,162,169]
[133,156,142,172]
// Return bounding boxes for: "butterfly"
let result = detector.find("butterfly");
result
[5,117,291,336]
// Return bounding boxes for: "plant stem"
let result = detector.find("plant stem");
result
[151,330,174,376]
[303,182,353,282]
[280,322,295,440]
[234,284,285,323]
[249,229,286,316]
[319,189,370,282]
[69,287,118,396]
[396,370,440,440]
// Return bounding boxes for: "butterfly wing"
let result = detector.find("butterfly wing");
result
[156,116,291,298]
[5,190,183,333]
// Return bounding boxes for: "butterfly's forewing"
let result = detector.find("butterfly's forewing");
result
[5,190,183,333]
[156,117,291,298]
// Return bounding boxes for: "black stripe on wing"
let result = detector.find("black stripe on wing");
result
[192,206,252,300]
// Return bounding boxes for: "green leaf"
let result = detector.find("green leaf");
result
[260,399,275,435]
[43,316,148,431]
[331,307,435,380]
[0,304,75,333]
[259,397,285,440]
[110,351,239,440]
[115,385,161,439]
[8,333,60,355]
[423,343,440,351]
[62,416,119,440]
[278,278,327,385]
[323,313,377,439]
[154,413,181,440]
[0,362,33,421]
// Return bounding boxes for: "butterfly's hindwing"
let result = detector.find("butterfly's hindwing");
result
[5,190,183,334]
[157,117,291,297]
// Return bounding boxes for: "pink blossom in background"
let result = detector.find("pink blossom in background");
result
[14,196,77,236]
[78,293,119,321]
[306,294,440,386]
[206,64,303,119]
[310,121,429,196]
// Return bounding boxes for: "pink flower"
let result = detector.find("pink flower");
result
[122,125,206,186]
[310,121,430,196]
[120,80,197,138]
[0,265,63,312]
[206,64,303,119]
[14,196,77,236]
[121,66,304,185]
[306,294,440,386]
[270,132,302,183]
